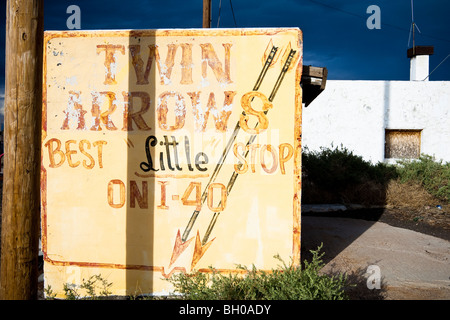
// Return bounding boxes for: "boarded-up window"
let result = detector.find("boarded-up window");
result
[385,129,421,159]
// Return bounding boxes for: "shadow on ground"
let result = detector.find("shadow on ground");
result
[300,209,387,300]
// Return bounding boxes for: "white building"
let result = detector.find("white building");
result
[302,46,450,164]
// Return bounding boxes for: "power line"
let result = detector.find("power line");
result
[216,0,237,28]
[217,0,222,27]
[307,0,361,19]
[423,53,450,81]
[229,0,237,27]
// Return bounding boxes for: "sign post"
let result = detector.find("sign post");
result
[203,0,211,28]
[1,0,44,300]
[42,28,302,297]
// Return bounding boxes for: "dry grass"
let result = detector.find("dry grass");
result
[385,180,437,209]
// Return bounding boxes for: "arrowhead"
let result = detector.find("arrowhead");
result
[191,231,215,270]
[169,229,194,268]
[262,39,281,69]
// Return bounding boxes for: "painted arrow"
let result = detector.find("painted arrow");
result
[168,229,194,268]
[169,45,297,269]
[180,45,279,243]
[191,230,215,270]
[201,49,298,246]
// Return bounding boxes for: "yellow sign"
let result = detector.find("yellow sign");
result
[42,28,303,297]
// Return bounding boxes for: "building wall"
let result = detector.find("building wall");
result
[302,80,450,163]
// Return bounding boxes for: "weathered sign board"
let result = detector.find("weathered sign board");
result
[42,28,303,297]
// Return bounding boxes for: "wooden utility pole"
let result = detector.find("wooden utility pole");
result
[203,0,211,28]
[0,0,44,299]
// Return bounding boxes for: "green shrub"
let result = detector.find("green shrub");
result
[302,145,449,204]
[302,145,396,190]
[167,245,349,300]
[302,145,397,204]
[46,274,113,300]
[396,155,450,202]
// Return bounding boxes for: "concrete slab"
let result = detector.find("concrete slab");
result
[301,216,450,299]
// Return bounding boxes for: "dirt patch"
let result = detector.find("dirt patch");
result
[384,285,450,300]
[380,205,449,240]
[383,181,449,240]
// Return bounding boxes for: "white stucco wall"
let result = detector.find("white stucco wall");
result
[302,80,450,164]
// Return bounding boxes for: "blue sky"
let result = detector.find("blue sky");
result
[1,0,450,121]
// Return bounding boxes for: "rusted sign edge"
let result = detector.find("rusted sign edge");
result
[293,30,303,267]
[43,27,301,41]
[40,28,303,275]
[42,257,257,279]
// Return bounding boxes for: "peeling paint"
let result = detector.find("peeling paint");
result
[65,76,77,86]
